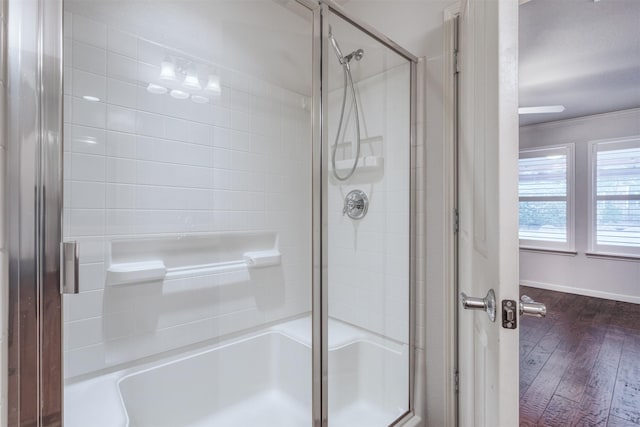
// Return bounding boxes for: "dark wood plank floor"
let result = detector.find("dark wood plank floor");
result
[520,286,640,427]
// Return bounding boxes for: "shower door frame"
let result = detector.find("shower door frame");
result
[5,0,418,425]
[315,2,418,426]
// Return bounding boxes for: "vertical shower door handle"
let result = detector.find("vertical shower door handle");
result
[61,241,79,294]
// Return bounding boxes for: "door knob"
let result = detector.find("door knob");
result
[519,295,546,318]
[460,289,496,322]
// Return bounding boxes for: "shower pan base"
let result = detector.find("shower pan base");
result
[64,316,408,427]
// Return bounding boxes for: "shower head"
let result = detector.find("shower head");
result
[328,26,364,66]
[344,49,364,63]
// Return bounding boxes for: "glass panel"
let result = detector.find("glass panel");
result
[327,12,411,426]
[596,200,640,247]
[519,154,567,197]
[519,201,567,242]
[596,147,640,196]
[518,148,568,243]
[594,141,640,252]
[62,1,313,425]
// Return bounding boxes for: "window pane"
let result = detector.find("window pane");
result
[596,199,640,247]
[519,155,567,197]
[519,200,567,242]
[596,147,640,196]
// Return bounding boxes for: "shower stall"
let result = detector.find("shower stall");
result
[6,0,418,425]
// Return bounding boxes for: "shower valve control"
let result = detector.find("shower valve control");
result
[343,190,369,220]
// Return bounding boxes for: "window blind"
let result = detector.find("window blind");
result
[519,153,568,243]
[595,146,640,248]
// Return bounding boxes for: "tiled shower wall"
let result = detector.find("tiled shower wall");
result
[63,12,312,378]
[328,64,411,344]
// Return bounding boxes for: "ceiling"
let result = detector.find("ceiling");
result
[519,0,640,126]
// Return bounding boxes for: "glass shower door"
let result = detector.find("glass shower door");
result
[325,10,414,427]
[61,1,314,426]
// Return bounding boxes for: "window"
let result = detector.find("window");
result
[519,144,574,251]
[589,136,640,257]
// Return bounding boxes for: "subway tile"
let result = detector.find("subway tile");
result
[107,52,138,82]
[64,66,73,95]
[106,131,136,158]
[73,15,107,48]
[137,39,164,66]
[73,41,106,75]
[106,157,136,184]
[79,262,106,292]
[73,97,106,128]
[137,161,213,189]
[74,237,107,264]
[71,153,105,182]
[138,62,160,85]
[73,69,106,101]
[68,209,105,237]
[71,181,105,209]
[64,12,73,39]
[164,117,190,142]
[64,343,106,378]
[136,187,214,211]
[187,122,211,146]
[70,125,106,156]
[105,183,136,209]
[64,290,104,322]
[136,136,212,168]
[107,105,136,133]
[136,84,165,114]
[135,111,164,138]
[66,317,103,350]
[107,78,137,108]
[64,37,73,66]
[64,94,73,121]
[213,148,233,170]
[107,28,137,59]
[105,210,136,235]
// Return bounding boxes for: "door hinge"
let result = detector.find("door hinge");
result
[454,209,459,233]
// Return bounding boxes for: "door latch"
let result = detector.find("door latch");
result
[502,295,547,329]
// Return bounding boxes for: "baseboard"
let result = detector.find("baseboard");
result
[521,280,640,305]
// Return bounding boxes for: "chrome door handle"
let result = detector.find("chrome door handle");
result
[519,295,546,317]
[460,289,496,322]
[61,241,79,294]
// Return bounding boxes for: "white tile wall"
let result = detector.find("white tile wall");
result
[63,12,312,378]
[327,64,412,344]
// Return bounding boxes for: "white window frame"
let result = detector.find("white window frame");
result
[519,143,575,252]
[588,136,640,258]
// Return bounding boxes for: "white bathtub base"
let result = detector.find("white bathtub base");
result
[65,316,409,427]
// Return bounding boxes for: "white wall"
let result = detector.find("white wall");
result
[520,108,640,303]
[63,11,312,378]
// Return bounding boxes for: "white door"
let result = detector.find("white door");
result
[457,0,520,426]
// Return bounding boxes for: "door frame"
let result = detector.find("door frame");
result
[6,0,64,425]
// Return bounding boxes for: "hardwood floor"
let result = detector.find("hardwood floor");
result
[520,286,640,427]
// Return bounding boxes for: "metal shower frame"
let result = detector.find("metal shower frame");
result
[5,0,418,425]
